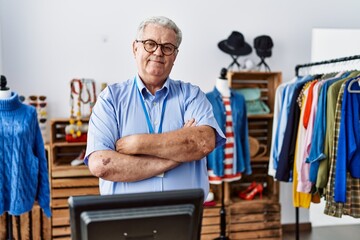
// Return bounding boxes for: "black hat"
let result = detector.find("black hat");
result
[254,35,273,58]
[218,31,252,56]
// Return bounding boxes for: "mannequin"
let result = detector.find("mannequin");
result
[209,68,242,184]
[0,75,11,99]
[206,68,251,239]
[0,75,51,240]
[215,68,230,97]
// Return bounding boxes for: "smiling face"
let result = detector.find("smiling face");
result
[133,23,178,94]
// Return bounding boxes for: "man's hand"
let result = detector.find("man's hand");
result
[116,134,139,155]
[183,118,196,128]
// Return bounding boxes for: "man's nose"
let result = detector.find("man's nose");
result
[153,45,164,56]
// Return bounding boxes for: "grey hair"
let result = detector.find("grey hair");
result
[136,16,182,47]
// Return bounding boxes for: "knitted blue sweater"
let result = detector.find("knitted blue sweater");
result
[0,92,51,217]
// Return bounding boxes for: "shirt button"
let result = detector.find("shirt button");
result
[330,207,336,216]
[153,102,157,106]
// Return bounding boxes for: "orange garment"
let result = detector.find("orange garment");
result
[303,80,318,129]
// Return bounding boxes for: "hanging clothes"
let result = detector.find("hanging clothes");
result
[206,87,251,183]
[0,92,51,217]
[275,75,314,182]
[335,77,360,203]
[296,79,317,194]
[292,81,313,208]
[324,76,360,218]
[305,72,348,186]
[268,77,296,177]
[301,79,322,189]
[273,55,360,224]
[316,71,360,190]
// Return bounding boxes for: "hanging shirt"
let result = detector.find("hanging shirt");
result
[85,76,226,198]
[335,77,360,203]
[206,88,251,179]
[302,80,322,174]
[324,77,360,218]
[317,71,359,190]
[306,73,348,184]
[275,75,314,182]
[271,79,297,175]
[0,92,51,217]
[268,78,296,176]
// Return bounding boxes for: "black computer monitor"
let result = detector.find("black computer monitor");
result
[68,189,204,240]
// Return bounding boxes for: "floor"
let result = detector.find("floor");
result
[282,224,360,240]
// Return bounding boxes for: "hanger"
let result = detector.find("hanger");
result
[347,76,360,93]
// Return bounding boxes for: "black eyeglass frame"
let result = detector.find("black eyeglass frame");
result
[135,39,178,56]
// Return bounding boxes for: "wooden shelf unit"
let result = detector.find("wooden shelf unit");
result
[49,118,99,240]
[201,71,282,240]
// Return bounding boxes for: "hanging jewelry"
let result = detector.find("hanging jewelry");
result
[69,79,83,138]
[82,78,97,115]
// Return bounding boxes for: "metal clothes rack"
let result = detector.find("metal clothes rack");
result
[294,54,360,240]
[295,55,360,76]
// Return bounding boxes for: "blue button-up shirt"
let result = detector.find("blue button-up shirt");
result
[85,75,226,197]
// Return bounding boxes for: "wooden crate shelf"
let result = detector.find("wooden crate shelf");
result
[0,203,51,240]
[227,70,281,163]
[229,201,282,240]
[48,118,99,240]
[201,205,230,239]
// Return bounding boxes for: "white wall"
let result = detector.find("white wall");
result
[1,0,360,225]
[312,28,360,62]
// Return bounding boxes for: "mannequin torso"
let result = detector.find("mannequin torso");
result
[0,75,11,99]
[215,78,230,97]
[0,89,12,99]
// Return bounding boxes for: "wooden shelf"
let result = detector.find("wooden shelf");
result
[248,113,274,119]
[51,165,93,178]
[48,118,99,239]
[52,142,86,147]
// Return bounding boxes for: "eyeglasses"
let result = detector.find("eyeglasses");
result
[135,39,178,56]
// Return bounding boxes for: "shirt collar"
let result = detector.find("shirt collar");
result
[135,75,170,99]
[0,92,22,111]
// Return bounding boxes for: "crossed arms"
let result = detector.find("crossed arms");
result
[88,119,216,182]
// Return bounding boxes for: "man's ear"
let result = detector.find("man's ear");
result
[175,49,180,57]
[132,41,137,57]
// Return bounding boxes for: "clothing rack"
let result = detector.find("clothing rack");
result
[295,55,360,76]
[294,54,360,240]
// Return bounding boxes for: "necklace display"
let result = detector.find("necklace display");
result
[68,78,97,139]
[82,78,97,114]
[69,79,84,138]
